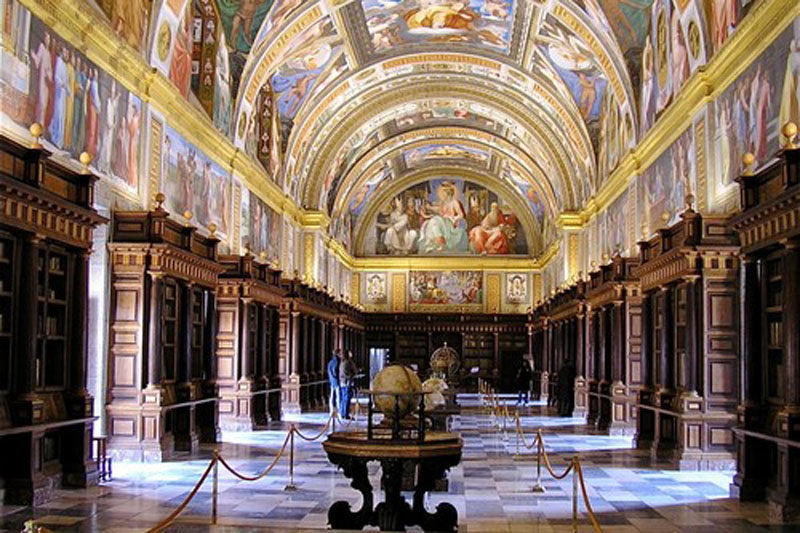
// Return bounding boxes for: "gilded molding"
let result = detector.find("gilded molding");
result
[16,0,291,226]
[589,0,800,219]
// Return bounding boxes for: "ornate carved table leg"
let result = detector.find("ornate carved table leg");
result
[412,455,460,532]
[375,458,413,531]
[327,454,374,530]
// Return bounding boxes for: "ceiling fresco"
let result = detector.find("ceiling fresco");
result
[124,0,732,259]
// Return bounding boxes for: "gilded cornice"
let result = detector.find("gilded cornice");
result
[587,0,800,223]
[17,0,291,224]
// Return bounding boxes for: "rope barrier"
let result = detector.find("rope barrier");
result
[292,412,335,442]
[146,404,343,531]
[510,411,603,532]
[146,457,217,532]
[216,431,292,481]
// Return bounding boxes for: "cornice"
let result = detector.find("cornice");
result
[17,0,290,223]
[587,0,800,222]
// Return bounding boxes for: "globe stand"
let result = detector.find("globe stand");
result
[323,374,462,532]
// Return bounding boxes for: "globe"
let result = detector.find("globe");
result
[372,365,423,419]
[422,377,448,411]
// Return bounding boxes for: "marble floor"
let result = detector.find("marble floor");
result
[1,396,796,532]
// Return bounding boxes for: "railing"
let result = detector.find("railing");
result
[0,416,97,437]
[732,427,800,450]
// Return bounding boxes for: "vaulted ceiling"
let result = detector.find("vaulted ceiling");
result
[142,0,715,257]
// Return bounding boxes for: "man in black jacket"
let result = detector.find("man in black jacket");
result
[516,359,532,405]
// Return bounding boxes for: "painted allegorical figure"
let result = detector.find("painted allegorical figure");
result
[50,44,70,149]
[711,0,736,52]
[779,18,800,130]
[30,31,53,127]
[417,182,469,253]
[170,2,193,97]
[378,197,418,255]
[469,202,515,255]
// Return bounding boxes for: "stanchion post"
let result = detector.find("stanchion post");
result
[211,450,219,525]
[572,456,578,533]
[532,430,545,493]
[284,427,298,492]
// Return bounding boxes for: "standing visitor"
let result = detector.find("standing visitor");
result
[516,359,532,405]
[327,349,341,414]
[557,360,576,417]
[339,350,357,420]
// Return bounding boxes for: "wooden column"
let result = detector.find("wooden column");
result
[732,256,767,501]
[782,240,800,417]
[146,273,163,389]
[14,234,40,408]
[684,276,700,395]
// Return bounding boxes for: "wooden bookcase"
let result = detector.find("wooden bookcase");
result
[583,256,642,434]
[0,133,105,505]
[365,313,528,392]
[105,204,224,462]
[729,142,800,520]
[216,254,285,430]
[632,205,739,470]
[277,277,362,415]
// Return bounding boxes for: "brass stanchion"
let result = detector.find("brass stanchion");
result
[284,426,298,491]
[211,450,219,525]
[572,456,579,533]
[532,429,545,493]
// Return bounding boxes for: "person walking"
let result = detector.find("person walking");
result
[339,351,357,419]
[327,349,341,414]
[516,359,532,405]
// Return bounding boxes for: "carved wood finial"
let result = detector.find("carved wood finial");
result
[154,192,166,210]
[783,122,798,150]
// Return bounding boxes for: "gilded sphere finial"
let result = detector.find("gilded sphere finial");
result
[79,152,92,173]
[742,152,756,176]
[640,223,649,239]
[154,192,166,209]
[207,222,217,237]
[183,210,192,220]
[29,123,43,148]
[259,250,267,261]
[685,193,695,211]
[661,211,671,226]
[783,122,798,149]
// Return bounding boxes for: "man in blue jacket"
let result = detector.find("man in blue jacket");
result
[327,349,341,414]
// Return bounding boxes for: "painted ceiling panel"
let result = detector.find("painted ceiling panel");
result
[126,0,730,259]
